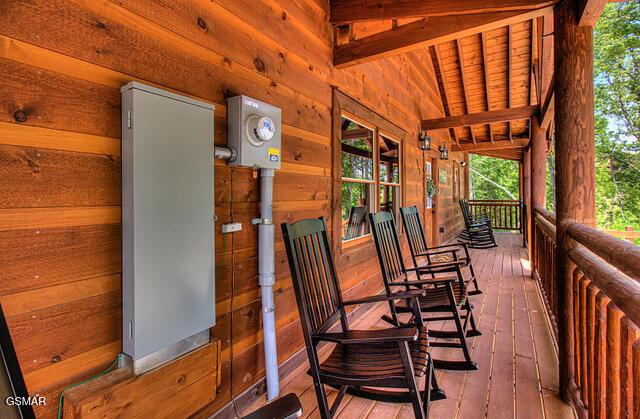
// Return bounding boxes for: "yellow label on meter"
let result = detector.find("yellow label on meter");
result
[268,147,280,163]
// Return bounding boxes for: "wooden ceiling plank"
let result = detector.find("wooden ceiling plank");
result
[330,0,558,25]
[333,6,554,68]
[422,105,538,130]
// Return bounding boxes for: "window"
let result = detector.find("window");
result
[340,115,402,242]
[378,134,401,225]
[333,90,405,248]
[341,117,375,241]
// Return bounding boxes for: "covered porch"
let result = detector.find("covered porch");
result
[1,0,638,418]
[246,233,573,418]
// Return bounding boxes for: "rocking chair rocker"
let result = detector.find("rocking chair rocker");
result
[282,217,444,419]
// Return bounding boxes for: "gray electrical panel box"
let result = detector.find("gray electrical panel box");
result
[121,82,215,372]
[227,95,282,169]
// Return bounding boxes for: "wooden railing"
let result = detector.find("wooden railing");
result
[469,199,523,231]
[532,207,640,418]
[532,207,558,337]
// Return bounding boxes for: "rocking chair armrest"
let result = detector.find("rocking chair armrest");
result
[406,260,465,272]
[394,276,457,287]
[313,327,419,344]
[420,249,458,257]
[342,289,426,306]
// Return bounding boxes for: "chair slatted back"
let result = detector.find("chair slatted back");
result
[344,205,367,240]
[282,218,346,337]
[400,206,429,261]
[459,199,472,227]
[369,211,408,289]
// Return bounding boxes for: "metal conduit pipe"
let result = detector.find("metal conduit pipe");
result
[214,147,280,401]
[214,146,237,162]
[256,168,279,401]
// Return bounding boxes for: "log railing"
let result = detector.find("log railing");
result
[532,207,640,418]
[469,199,523,232]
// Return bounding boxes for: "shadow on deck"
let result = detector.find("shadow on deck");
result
[246,233,573,418]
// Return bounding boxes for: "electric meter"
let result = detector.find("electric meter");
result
[246,115,275,146]
[227,96,282,169]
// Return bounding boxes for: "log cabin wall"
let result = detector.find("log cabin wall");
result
[0,0,464,416]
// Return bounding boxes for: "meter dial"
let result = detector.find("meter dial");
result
[245,114,275,146]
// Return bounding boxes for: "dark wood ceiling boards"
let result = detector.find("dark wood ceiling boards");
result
[330,1,559,160]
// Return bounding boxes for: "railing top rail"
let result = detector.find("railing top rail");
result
[469,199,521,203]
[534,207,556,224]
[567,223,640,283]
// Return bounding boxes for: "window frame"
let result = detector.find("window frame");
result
[332,89,406,256]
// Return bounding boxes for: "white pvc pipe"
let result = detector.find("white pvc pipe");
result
[259,168,279,401]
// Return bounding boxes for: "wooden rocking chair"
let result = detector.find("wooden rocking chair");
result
[458,200,497,249]
[400,206,482,296]
[282,217,444,419]
[369,211,480,371]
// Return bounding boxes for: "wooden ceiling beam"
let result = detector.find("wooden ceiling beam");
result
[577,0,608,26]
[333,6,554,68]
[330,0,557,25]
[453,138,529,152]
[422,105,538,130]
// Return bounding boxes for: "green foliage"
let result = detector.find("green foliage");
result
[469,155,520,200]
[593,3,640,230]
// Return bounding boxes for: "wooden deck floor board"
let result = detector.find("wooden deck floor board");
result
[245,234,573,418]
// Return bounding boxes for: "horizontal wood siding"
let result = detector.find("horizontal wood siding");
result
[0,0,464,416]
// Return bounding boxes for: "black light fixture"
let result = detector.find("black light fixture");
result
[418,129,432,151]
[438,142,449,160]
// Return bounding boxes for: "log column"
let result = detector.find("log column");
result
[554,0,596,403]
[530,116,547,263]
[523,149,531,250]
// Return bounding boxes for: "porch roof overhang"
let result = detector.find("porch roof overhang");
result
[330,0,614,160]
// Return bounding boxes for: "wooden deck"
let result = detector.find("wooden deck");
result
[244,233,573,418]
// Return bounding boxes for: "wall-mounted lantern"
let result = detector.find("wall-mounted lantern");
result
[438,142,449,160]
[418,129,432,151]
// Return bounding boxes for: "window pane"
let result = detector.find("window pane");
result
[341,117,374,181]
[380,184,400,227]
[379,135,399,183]
[342,182,373,240]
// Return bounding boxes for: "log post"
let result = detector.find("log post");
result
[554,0,596,403]
[523,149,531,251]
[530,115,547,270]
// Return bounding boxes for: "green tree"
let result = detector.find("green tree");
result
[470,155,520,200]
[594,2,640,231]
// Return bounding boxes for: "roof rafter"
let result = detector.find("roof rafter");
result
[456,39,476,145]
[422,106,538,130]
[330,0,557,25]
[480,32,495,144]
[452,138,529,152]
[333,6,554,68]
